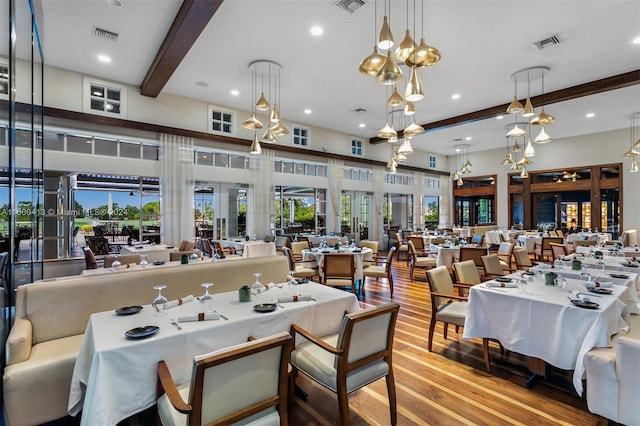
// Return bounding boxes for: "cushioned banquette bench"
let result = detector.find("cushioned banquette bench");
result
[3,255,288,426]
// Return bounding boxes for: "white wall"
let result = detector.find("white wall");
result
[451,127,640,232]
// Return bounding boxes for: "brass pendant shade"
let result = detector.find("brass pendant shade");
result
[509,160,520,171]
[249,134,261,154]
[500,151,514,165]
[375,51,404,85]
[452,170,460,180]
[516,157,532,166]
[512,139,522,152]
[630,157,639,173]
[270,103,280,123]
[378,122,397,139]
[387,158,398,173]
[394,29,416,62]
[255,92,270,111]
[524,138,536,157]
[457,177,464,186]
[623,147,640,157]
[520,166,529,178]
[534,126,552,143]
[397,138,413,154]
[405,65,424,102]
[522,97,535,117]
[394,149,407,162]
[506,96,524,114]
[261,127,277,143]
[530,107,555,125]
[388,86,404,106]
[242,113,264,130]
[506,123,526,138]
[359,46,387,76]
[378,16,394,50]
[271,120,289,136]
[404,101,415,115]
[403,119,424,136]
[405,38,441,68]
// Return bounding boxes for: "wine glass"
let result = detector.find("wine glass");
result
[110,254,121,271]
[289,269,301,296]
[139,254,149,268]
[553,259,565,270]
[152,285,168,316]
[200,283,214,312]
[251,272,265,295]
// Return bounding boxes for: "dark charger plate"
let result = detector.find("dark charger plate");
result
[587,287,613,294]
[125,325,159,339]
[570,299,599,309]
[253,303,277,313]
[115,305,143,315]
[607,273,629,279]
[495,277,512,283]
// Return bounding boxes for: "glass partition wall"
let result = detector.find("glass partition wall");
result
[274,186,325,235]
[452,175,497,227]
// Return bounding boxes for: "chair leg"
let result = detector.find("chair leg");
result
[427,319,436,352]
[388,274,394,298]
[385,371,398,425]
[443,323,448,340]
[482,338,492,373]
[337,383,350,425]
[409,263,414,281]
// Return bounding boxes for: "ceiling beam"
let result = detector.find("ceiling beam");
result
[370,69,640,144]
[140,0,224,98]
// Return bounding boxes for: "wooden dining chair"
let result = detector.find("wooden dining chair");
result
[156,332,292,426]
[290,241,310,261]
[322,254,356,293]
[496,242,514,269]
[533,237,563,262]
[394,232,409,262]
[481,254,515,279]
[81,246,98,269]
[362,246,396,297]
[549,243,569,261]
[214,241,241,259]
[359,240,379,267]
[282,246,318,281]
[406,236,426,254]
[290,302,400,425]
[513,247,535,271]
[458,246,488,275]
[408,240,437,281]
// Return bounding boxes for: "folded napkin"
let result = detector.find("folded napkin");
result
[177,312,220,322]
[163,295,195,310]
[277,295,314,303]
[485,281,518,288]
[586,281,613,288]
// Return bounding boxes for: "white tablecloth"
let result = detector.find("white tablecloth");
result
[566,232,612,245]
[120,244,178,263]
[68,283,359,426]
[430,245,459,268]
[305,236,349,247]
[485,230,517,245]
[241,241,276,258]
[517,235,542,253]
[569,254,640,277]
[452,228,471,238]
[575,245,640,258]
[463,274,629,395]
[301,247,372,280]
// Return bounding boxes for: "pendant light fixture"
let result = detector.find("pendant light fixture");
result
[397,137,413,154]
[404,100,415,115]
[377,0,394,50]
[388,86,404,106]
[522,70,535,117]
[506,120,526,139]
[359,0,387,76]
[405,0,441,68]
[530,68,555,126]
[623,112,640,158]
[534,126,552,144]
[246,60,287,144]
[630,157,639,173]
[405,65,424,101]
[249,133,261,154]
[394,0,416,62]
[506,77,523,114]
[255,69,270,111]
[379,88,398,139]
[242,67,264,131]
[403,118,424,136]
[524,137,536,157]
[375,51,403,85]
[500,138,514,165]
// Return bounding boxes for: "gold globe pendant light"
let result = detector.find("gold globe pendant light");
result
[359,46,387,76]
[403,118,424,136]
[388,86,404,106]
[405,65,424,102]
[404,100,415,115]
[375,51,403,85]
[534,125,552,144]
[530,107,555,125]
[378,122,397,139]
[395,30,416,62]
[249,133,261,155]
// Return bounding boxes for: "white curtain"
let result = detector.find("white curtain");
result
[327,159,344,233]
[439,175,450,228]
[414,171,426,229]
[371,165,385,242]
[247,148,275,238]
[160,134,194,246]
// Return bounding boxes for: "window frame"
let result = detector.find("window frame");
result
[208,105,234,135]
[82,77,127,118]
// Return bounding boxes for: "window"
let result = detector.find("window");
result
[120,141,141,159]
[196,150,214,166]
[67,135,93,154]
[293,126,309,146]
[0,63,8,96]
[209,106,233,134]
[94,138,118,156]
[83,77,127,117]
[351,138,363,156]
[429,155,437,168]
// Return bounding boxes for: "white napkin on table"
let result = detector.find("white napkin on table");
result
[177,312,220,322]
[485,281,517,288]
[586,281,613,288]
[277,295,314,303]
[163,295,195,310]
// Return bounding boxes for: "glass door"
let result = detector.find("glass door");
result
[533,194,557,231]
[341,191,371,240]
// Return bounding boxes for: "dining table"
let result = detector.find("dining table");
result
[301,247,372,281]
[67,282,359,426]
[120,243,178,263]
[566,232,612,245]
[463,273,629,395]
[80,257,215,276]
[517,235,542,253]
[575,245,640,258]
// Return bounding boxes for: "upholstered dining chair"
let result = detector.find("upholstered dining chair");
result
[322,254,356,293]
[452,259,483,287]
[458,246,488,275]
[290,241,310,261]
[513,247,535,271]
[362,246,396,297]
[407,240,437,281]
[282,246,318,281]
[481,254,515,278]
[81,246,98,269]
[549,243,569,261]
[156,331,292,426]
[394,232,409,262]
[214,241,240,259]
[533,237,563,262]
[555,229,565,238]
[406,235,426,254]
[495,242,514,269]
[425,266,469,352]
[290,302,400,426]
[178,240,196,251]
[359,240,379,267]
[103,254,141,268]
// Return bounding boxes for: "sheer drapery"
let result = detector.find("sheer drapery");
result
[160,134,194,246]
[414,171,426,229]
[327,159,344,233]
[247,148,275,238]
[370,165,385,242]
[439,176,450,228]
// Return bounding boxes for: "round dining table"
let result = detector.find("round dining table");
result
[301,247,373,281]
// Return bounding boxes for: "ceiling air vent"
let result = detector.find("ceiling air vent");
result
[352,108,367,113]
[334,0,366,14]
[534,34,561,50]
[93,27,119,42]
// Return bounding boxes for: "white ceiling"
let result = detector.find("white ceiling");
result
[19,0,640,155]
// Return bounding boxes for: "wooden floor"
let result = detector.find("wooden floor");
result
[114,252,612,426]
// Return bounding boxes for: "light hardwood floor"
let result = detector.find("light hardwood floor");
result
[109,253,615,425]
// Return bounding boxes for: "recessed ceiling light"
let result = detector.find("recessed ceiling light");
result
[451,93,461,100]
[455,148,461,152]
[230,89,239,96]
[359,123,366,128]
[310,26,323,36]
[195,81,208,87]
[585,112,595,118]
[633,36,640,45]
[465,136,472,141]
[97,54,111,63]
[304,109,312,114]
[496,115,504,120]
